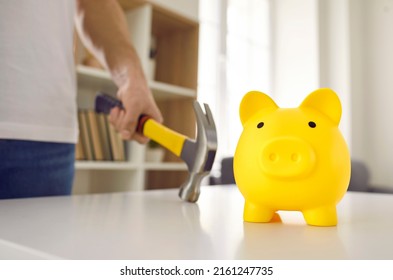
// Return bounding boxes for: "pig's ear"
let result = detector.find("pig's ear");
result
[240,91,278,126]
[300,88,342,125]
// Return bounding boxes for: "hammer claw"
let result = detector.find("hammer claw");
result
[193,102,216,133]
[193,102,208,127]
[203,103,216,128]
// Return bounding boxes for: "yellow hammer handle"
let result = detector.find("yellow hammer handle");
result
[141,117,187,157]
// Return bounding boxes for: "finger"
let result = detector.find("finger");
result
[133,133,149,144]
[119,107,139,137]
[109,107,120,124]
[118,108,141,141]
[120,130,132,140]
[144,98,164,124]
[109,107,124,132]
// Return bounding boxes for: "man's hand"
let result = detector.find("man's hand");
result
[109,76,162,143]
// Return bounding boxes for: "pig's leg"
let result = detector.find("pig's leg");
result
[302,205,337,226]
[244,201,275,223]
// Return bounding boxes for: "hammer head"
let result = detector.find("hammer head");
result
[179,102,217,202]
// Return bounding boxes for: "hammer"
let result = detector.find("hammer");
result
[95,92,217,202]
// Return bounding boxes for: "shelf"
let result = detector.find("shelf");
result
[76,65,196,100]
[75,161,139,170]
[75,160,187,171]
[76,65,116,93]
[77,65,109,80]
[150,81,196,99]
[144,162,187,171]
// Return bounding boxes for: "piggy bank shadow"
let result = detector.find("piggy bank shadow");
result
[235,212,348,259]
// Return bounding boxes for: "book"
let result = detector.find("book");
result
[78,110,94,161]
[86,110,104,161]
[96,113,112,161]
[117,131,126,161]
[106,115,126,161]
[75,131,85,160]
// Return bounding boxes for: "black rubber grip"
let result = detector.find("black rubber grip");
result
[95,92,124,114]
[94,92,150,133]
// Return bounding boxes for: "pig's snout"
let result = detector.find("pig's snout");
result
[260,137,316,179]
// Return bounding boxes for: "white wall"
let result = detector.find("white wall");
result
[271,0,351,142]
[348,0,367,163]
[318,0,351,145]
[350,0,393,187]
[272,0,393,188]
[319,0,393,188]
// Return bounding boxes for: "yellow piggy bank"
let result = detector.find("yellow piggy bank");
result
[234,88,351,226]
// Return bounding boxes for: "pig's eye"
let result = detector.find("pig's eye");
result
[308,121,316,128]
[257,122,264,128]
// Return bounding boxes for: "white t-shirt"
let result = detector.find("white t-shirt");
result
[0,1,78,143]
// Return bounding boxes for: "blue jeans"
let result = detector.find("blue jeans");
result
[0,140,75,199]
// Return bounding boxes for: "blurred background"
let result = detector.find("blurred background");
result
[73,0,393,194]
[198,0,393,192]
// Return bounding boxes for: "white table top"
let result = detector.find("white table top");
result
[0,185,392,260]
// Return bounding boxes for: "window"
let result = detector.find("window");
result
[198,0,271,170]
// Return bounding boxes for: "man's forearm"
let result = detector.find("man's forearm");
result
[75,0,144,88]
